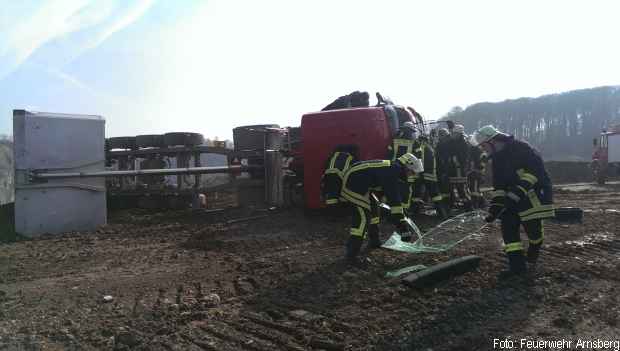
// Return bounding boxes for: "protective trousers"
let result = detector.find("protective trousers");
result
[398,180,414,216]
[350,198,380,238]
[409,178,423,215]
[423,179,447,218]
[449,177,472,210]
[346,196,381,260]
[500,211,544,270]
[468,172,484,208]
[438,175,451,213]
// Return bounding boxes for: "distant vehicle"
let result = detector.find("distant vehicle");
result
[591,124,620,184]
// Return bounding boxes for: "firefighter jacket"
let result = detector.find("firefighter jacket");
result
[446,135,470,180]
[387,131,415,183]
[469,145,485,174]
[321,151,355,205]
[412,140,438,183]
[488,136,554,222]
[435,138,451,183]
[341,160,407,221]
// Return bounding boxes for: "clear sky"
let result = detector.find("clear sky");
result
[1,0,619,140]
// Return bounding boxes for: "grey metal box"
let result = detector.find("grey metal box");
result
[13,110,107,236]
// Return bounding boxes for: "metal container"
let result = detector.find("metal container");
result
[13,110,107,236]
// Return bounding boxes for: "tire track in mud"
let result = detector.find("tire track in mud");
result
[134,210,620,351]
[183,310,348,351]
[6,194,620,351]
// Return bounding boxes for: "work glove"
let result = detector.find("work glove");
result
[485,203,503,223]
[389,212,404,226]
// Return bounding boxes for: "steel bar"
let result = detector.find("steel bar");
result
[32,165,262,180]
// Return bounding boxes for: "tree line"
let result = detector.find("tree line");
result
[442,86,620,161]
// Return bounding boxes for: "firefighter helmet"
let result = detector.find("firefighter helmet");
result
[452,124,465,135]
[437,128,449,138]
[471,125,506,146]
[401,121,415,130]
[397,153,424,173]
[411,128,420,140]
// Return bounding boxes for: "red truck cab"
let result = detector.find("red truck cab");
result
[301,106,414,209]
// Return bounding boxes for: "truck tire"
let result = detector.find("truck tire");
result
[163,132,204,147]
[553,207,583,224]
[136,134,164,148]
[107,137,136,150]
[233,124,279,151]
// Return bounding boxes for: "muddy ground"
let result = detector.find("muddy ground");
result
[1,184,620,351]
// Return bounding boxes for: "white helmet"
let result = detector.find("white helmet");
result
[437,128,450,138]
[471,125,504,146]
[397,153,424,173]
[401,121,415,130]
[452,124,465,135]
[411,128,419,140]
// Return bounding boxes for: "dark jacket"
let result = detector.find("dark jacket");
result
[341,160,407,218]
[412,140,437,182]
[446,135,470,178]
[489,136,554,221]
[321,151,355,205]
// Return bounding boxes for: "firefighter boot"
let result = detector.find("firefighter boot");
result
[345,236,364,265]
[470,196,481,210]
[527,243,542,265]
[434,202,449,220]
[367,225,382,250]
[442,198,452,217]
[408,201,421,216]
[464,199,474,212]
[497,251,527,280]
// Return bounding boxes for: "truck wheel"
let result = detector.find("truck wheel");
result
[107,137,136,150]
[233,124,279,151]
[553,207,583,224]
[163,132,205,147]
[136,134,164,148]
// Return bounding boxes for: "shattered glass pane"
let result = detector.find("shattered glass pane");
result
[381,210,489,253]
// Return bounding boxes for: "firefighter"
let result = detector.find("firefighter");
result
[387,121,417,215]
[446,124,473,210]
[413,133,448,218]
[321,145,358,206]
[468,140,486,209]
[341,153,424,264]
[471,125,555,279]
[435,128,452,215]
